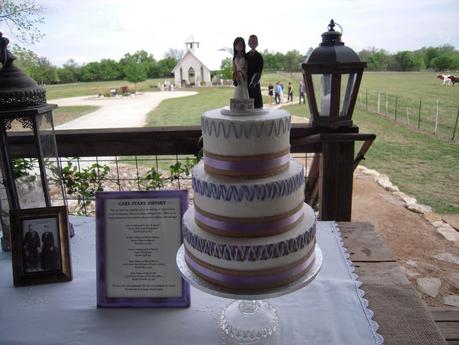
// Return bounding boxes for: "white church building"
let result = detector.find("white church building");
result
[172,35,231,87]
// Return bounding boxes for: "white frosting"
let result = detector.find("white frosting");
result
[202,108,290,156]
[183,204,316,271]
[192,159,305,218]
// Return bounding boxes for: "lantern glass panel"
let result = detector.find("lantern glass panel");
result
[6,119,47,208]
[312,73,332,117]
[340,73,357,117]
[0,169,10,240]
[38,111,65,206]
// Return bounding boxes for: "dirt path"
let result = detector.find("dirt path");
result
[54,91,197,129]
[352,169,459,306]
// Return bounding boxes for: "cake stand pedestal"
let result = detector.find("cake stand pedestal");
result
[176,245,323,344]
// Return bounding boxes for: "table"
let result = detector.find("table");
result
[0,219,448,344]
[339,222,448,345]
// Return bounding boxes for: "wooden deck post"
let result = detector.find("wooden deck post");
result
[319,138,354,221]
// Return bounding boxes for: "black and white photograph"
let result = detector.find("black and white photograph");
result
[22,217,61,273]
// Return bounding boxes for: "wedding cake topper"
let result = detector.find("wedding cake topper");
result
[229,35,264,112]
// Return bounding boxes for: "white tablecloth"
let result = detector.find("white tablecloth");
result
[0,217,383,345]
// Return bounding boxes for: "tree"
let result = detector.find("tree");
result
[283,50,304,72]
[123,60,148,91]
[34,56,59,84]
[164,48,183,60]
[119,50,156,78]
[359,47,390,71]
[0,0,44,44]
[12,45,58,83]
[430,53,459,71]
[98,59,122,81]
[219,57,232,79]
[263,50,284,71]
[156,57,177,78]
[80,62,101,82]
[57,59,81,83]
[393,51,425,71]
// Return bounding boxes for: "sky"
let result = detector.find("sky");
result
[2,0,459,66]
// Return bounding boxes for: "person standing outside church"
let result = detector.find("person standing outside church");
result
[287,82,293,102]
[246,35,264,109]
[299,81,305,104]
[268,83,274,104]
[274,81,282,104]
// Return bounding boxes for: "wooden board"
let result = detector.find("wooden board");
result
[435,323,459,341]
[339,222,395,262]
[355,261,411,287]
[429,307,459,322]
[428,307,459,344]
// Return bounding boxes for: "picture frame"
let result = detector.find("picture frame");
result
[10,206,72,287]
[96,190,190,308]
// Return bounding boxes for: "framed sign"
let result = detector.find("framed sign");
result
[10,206,72,287]
[96,190,190,308]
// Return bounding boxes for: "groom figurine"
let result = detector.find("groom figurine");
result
[247,35,264,109]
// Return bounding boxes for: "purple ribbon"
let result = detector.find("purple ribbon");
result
[195,206,304,235]
[185,251,315,287]
[204,152,290,173]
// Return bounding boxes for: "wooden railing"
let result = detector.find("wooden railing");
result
[7,123,375,221]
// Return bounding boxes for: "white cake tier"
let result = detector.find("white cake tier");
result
[183,203,316,271]
[192,159,305,219]
[201,108,290,157]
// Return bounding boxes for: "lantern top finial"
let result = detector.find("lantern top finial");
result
[328,19,335,32]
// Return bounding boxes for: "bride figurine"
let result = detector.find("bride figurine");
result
[232,37,249,99]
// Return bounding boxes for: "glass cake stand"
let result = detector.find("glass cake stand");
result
[176,244,322,344]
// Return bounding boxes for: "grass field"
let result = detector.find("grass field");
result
[147,87,233,126]
[53,105,99,126]
[45,78,173,100]
[262,71,459,141]
[262,71,459,108]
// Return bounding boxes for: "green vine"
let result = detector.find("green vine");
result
[60,159,110,215]
[13,158,37,181]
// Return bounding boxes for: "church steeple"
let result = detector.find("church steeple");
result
[185,35,200,53]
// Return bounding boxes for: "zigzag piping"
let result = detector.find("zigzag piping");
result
[201,116,291,139]
[183,224,316,262]
[192,169,304,202]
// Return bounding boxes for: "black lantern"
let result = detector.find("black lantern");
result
[0,33,66,251]
[302,20,367,128]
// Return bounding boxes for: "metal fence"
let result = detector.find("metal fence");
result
[357,89,459,141]
[4,153,316,217]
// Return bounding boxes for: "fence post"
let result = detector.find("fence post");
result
[406,106,410,125]
[377,91,381,113]
[365,88,368,110]
[452,107,459,141]
[417,98,422,129]
[434,99,439,135]
[395,96,398,120]
[385,93,388,114]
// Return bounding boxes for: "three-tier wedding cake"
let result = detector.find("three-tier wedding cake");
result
[182,99,316,290]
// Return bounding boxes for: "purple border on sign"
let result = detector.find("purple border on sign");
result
[96,190,190,308]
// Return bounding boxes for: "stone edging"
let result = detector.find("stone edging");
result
[356,166,459,245]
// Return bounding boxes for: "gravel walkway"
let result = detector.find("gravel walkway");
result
[54,91,197,129]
